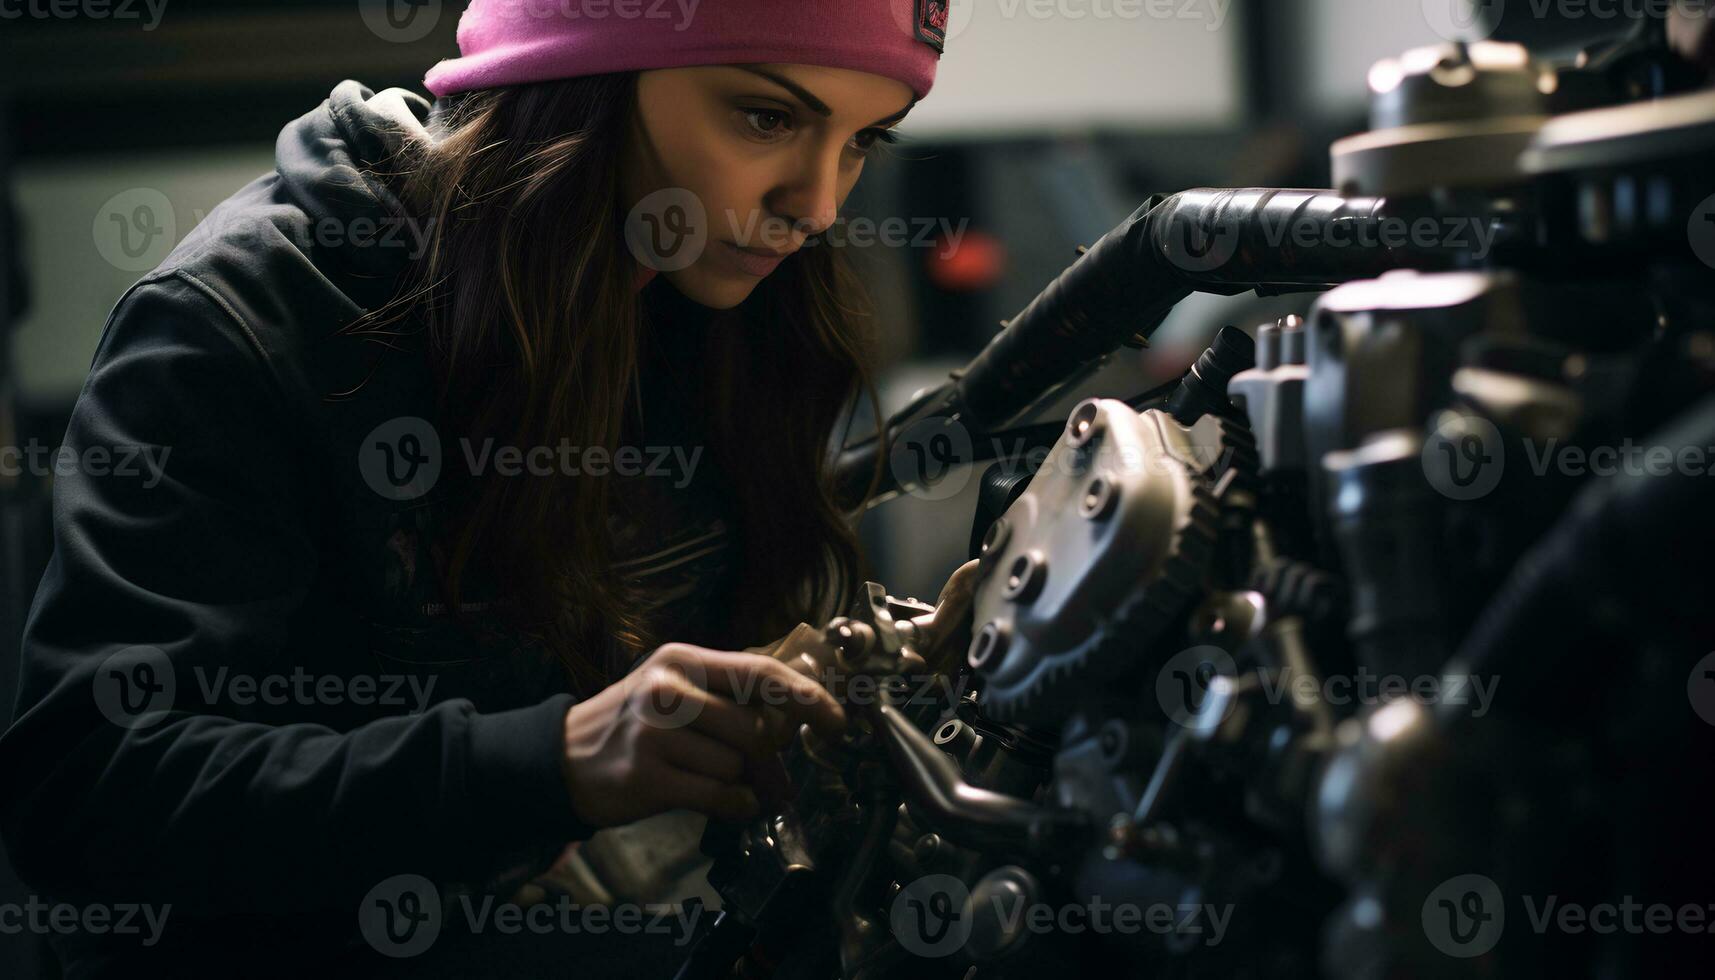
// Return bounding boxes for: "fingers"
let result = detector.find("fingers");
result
[658,726,746,783]
[934,558,983,609]
[690,648,847,738]
[658,766,760,822]
[633,667,768,746]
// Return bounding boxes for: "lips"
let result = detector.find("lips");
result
[720,241,795,276]
[728,242,795,259]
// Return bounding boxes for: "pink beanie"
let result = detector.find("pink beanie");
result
[424,0,947,101]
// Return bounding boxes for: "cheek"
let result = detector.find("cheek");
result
[651,124,772,240]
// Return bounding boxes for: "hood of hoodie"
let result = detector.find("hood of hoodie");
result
[270,79,437,312]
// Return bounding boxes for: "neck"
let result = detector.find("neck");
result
[640,271,719,330]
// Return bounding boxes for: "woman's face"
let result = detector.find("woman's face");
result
[620,63,916,309]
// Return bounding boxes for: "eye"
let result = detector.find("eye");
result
[738,107,793,142]
[850,127,902,159]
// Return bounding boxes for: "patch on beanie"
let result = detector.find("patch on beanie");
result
[915,0,948,53]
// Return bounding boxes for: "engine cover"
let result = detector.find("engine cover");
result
[968,399,1223,725]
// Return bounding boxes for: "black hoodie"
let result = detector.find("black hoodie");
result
[0,81,736,977]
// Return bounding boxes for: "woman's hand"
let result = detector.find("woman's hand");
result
[560,642,847,828]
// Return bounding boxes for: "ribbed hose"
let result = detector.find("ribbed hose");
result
[834,188,1465,509]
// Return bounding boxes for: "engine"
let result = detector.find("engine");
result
[678,21,1715,980]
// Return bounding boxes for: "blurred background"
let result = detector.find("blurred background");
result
[0,1,1631,974]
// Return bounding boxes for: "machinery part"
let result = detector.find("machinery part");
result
[872,704,1089,853]
[1230,315,1311,473]
[1321,431,1451,680]
[832,184,1491,510]
[1164,324,1256,426]
[1522,87,1715,175]
[695,21,1715,980]
[967,398,1220,724]
[1331,41,1556,197]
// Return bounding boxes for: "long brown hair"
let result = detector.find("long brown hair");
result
[347,73,886,695]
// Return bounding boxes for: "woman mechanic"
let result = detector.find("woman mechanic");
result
[0,0,950,974]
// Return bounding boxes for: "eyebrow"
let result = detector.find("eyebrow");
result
[734,65,915,127]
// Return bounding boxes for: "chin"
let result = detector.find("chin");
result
[665,268,760,311]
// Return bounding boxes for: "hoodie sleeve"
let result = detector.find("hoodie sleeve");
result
[0,274,593,918]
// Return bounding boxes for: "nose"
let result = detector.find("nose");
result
[766,145,844,245]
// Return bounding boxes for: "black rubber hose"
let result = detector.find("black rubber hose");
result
[834,188,1470,510]
[953,188,1435,434]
